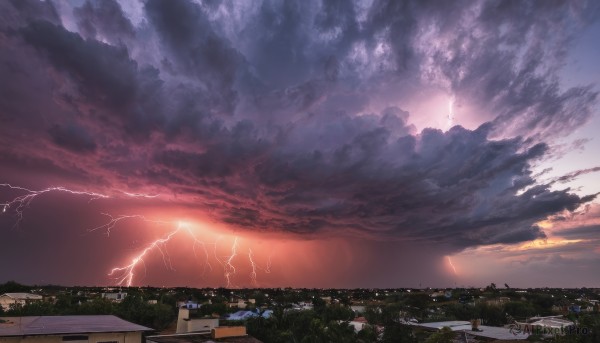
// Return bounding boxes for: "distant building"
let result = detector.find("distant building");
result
[101,292,127,302]
[350,305,365,315]
[0,293,43,311]
[0,315,152,343]
[412,320,530,340]
[348,317,369,332]
[176,308,219,334]
[227,300,247,309]
[147,329,262,343]
[177,301,200,310]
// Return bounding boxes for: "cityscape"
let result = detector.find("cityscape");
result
[1,0,600,342]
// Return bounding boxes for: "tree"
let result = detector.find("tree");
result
[324,321,357,343]
[381,323,415,343]
[356,325,378,343]
[0,281,30,294]
[425,327,454,343]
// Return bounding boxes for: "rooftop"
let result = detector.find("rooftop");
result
[1,293,43,300]
[148,333,262,343]
[0,315,152,337]
[414,321,529,340]
[528,317,574,328]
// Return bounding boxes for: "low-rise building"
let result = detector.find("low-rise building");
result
[147,329,262,343]
[0,315,152,343]
[101,292,127,302]
[175,308,218,334]
[0,294,43,311]
[348,317,369,332]
[177,301,199,310]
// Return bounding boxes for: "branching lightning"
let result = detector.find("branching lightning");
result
[109,228,180,286]
[223,237,239,287]
[265,255,273,274]
[2,183,271,288]
[103,219,265,288]
[89,213,169,236]
[1,183,109,227]
[0,183,159,228]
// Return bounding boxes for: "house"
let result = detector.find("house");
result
[175,308,219,334]
[0,293,43,311]
[513,316,574,336]
[348,317,369,332]
[413,320,529,340]
[101,292,127,302]
[350,305,365,315]
[147,329,262,343]
[227,300,247,309]
[0,315,152,343]
[177,301,200,310]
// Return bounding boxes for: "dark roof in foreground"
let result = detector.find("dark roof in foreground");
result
[0,315,152,337]
[147,333,262,343]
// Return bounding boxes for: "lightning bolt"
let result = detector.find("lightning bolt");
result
[1,183,109,228]
[2,183,272,288]
[88,213,169,236]
[109,227,181,286]
[248,248,258,286]
[0,183,158,228]
[447,256,458,276]
[223,237,239,288]
[265,255,272,274]
[180,223,214,277]
[101,218,215,286]
[122,192,159,198]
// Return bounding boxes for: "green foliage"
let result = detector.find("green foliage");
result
[197,302,227,316]
[381,323,415,343]
[248,304,367,343]
[356,324,378,343]
[114,293,176,330]
[475,303,505,326]
[7,302,55,316]
[0,281,31,294]
[0,291,176,332]
[504,301,537,320]
[425,326,454,343]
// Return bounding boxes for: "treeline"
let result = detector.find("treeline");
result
[246,297,377,343]
[0,289,177,331]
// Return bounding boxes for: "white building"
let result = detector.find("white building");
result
[101,292,127,302]
[175,308,218,334]
[0,315,151,343]
[0,294,43,311]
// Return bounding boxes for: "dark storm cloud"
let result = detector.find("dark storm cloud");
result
[554,166,600,184]
[418,0,600,139]
[145,0,242,115]
[21,20,138,109]
[73,0,134,43]
[48,124,97,153]
[0,0,599,255]
[556,225,600,239]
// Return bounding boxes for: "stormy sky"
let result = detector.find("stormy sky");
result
[1,0,600,288]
